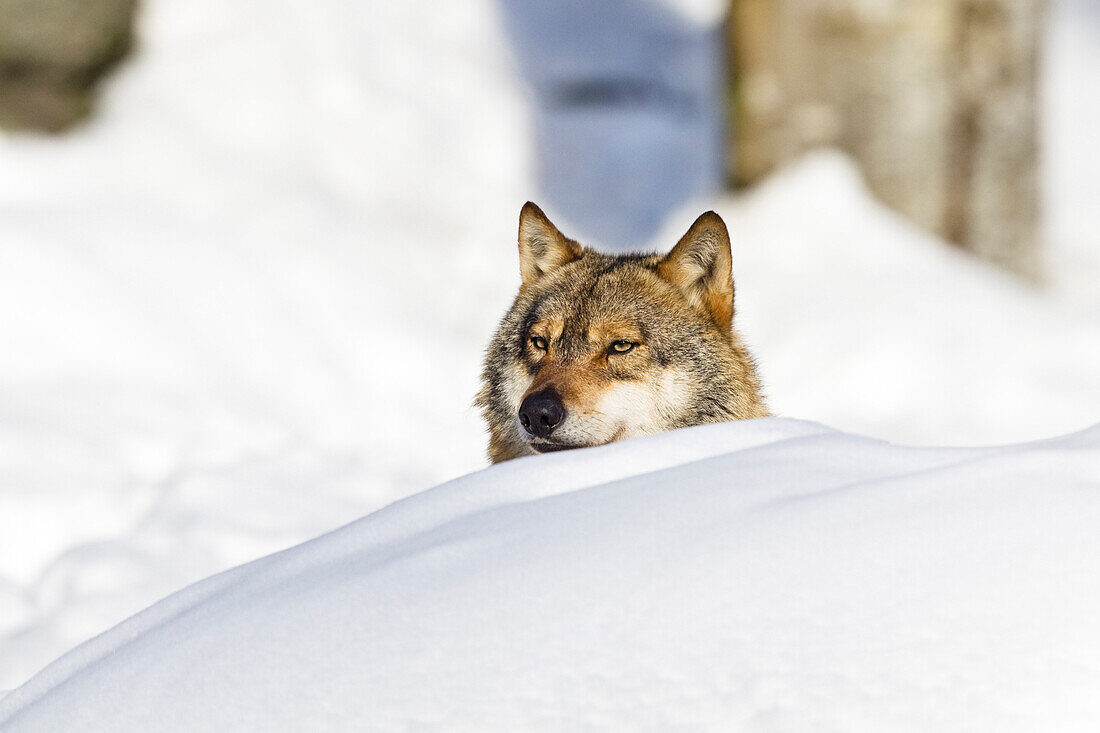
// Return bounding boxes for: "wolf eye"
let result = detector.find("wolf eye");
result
[530,335,548,351]
[608,340,636,354]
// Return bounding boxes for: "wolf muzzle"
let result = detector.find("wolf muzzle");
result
[518,388,565,439]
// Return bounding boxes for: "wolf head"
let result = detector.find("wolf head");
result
[477,202,768,463]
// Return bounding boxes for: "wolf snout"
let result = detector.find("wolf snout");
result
[518,389,565,439]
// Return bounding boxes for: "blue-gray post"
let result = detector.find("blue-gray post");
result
[497,0,726,251]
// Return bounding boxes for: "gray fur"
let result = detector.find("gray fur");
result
[477,207,768,463]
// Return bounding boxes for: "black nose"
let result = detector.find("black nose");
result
[518,389,566,439]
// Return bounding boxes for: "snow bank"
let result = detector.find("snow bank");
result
[1044,0,1100,310]
[0,0,528,688]
[2,418,1099,731]
[680,153,1100,446]
[1,0,1099,697]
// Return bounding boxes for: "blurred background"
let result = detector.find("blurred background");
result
[1,0,1097,691]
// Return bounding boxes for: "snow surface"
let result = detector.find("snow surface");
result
[0,0,529,689]
[1043,0,1100,311]
[1,0,1099,701]
[3,418,1100,731]
[654,0,729,27]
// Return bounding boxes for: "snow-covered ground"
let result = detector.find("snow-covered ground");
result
[1044,0,1100,311]
[3,418,1100,731]
[0,0,528,689]
[1,0,1098,702]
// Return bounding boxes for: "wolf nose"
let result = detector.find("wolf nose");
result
[518,389,565,439]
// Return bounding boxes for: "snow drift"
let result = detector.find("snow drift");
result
[2,418,1100,731]
[2,0,1099,698]
[0,0,529,688]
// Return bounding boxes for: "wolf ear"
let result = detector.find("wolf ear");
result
[518,202,582,285]
[657,211,734,332]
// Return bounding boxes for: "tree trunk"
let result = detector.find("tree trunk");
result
[729,0,1043,281]
[0,0,137,133]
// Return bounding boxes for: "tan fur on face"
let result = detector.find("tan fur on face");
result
[477,204,769,463]
[511,354,698,449]
[586,367,695,442]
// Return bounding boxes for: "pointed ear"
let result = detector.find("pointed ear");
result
[657,211,734,332]
[518,202,582,285]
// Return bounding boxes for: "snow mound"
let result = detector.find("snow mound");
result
[2,418,1100,731]
[0,0,528,689]
[670,152,1100,447]
[2,0,1099,699]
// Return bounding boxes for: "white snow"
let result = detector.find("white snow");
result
[653,0,729,26]
[3,418,1100,731]
[1043,0,1100,311]
[1,0,1099,712]
[681,154,1100,447]
[0,0,529,689]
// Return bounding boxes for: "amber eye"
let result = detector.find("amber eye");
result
[608,340,636,354]
[530,335,548,351]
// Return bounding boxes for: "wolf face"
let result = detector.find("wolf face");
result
[477,202,768,463]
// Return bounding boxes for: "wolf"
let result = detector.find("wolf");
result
[477,202,768,463]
